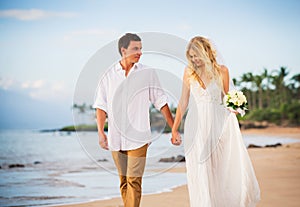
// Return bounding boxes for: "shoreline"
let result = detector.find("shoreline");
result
[54,126,300,207]
[241,126,300,139]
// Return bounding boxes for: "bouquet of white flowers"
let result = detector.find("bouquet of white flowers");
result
[223,90,248,117]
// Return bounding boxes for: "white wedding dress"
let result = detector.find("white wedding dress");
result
[184,79,260,207]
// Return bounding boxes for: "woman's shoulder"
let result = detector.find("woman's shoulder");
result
[183,67,193,85]
[183,67,193,78]
[219,65,229,77]
[219,65,229,73]
[184,66,194,75]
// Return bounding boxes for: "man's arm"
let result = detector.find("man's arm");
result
[96,108,109,150]
[160,104,174,129]
[160,104,181,145]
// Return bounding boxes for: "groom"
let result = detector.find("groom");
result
[93,33,179,207]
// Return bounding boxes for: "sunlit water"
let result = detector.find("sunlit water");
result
[0,130,298,206]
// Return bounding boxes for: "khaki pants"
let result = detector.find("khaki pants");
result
[112,144,148,207]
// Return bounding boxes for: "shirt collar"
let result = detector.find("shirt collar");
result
[115,62,140,72]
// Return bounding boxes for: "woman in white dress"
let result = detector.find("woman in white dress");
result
[171,36,260,207]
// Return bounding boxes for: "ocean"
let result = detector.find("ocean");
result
[0,130,298,207]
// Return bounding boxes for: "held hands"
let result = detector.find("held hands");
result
[171,130,182,146]
[98,131,109,150]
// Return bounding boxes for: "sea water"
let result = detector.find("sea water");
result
[0,130,298,206]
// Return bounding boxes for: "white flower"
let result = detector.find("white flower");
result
[228,90,237,97]
[237,91,243,97]
[237,100,244,106]
[223,90,248,116]
[223,95,229,105]
[241,95,247,103]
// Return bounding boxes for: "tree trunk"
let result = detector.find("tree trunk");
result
[258,87,263,109]
[251,91,256,110]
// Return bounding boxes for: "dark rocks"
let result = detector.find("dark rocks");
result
[248,142,282,148]
[159,155,185,162]
[248,144,262,148]
[265,143,282,148]
[97,159,108,162]
[240,121,269,129]
[8,164,25,168]
[2,161,43,169]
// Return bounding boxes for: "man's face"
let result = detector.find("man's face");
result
[122,41,142,63]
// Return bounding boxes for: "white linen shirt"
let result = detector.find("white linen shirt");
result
[93,62,167,151]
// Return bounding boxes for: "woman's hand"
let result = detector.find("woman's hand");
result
[171,130,182,146]
[228,108,239,115]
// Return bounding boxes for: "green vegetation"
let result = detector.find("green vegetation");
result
[235,67,300,126]
[60,123,107,132]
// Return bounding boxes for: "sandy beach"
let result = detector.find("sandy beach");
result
[58,127,300,207]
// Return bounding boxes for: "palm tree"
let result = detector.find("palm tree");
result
[240,72,256,109]
[73,103,87,114]
[254,75,264,109]
[279,67,289,103]
[261,68,272,108]
[291,73,300,85]
[236,68,299,126]
[73,103,88,125]
[232,78,238,87]
[271,67,289,106]
[290,73,300,100]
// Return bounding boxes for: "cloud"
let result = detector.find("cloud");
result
[0,77,72,103]
[0,9,77,21]
[0,77,16,90]
[32,80,71,102]
[21,79,45,89]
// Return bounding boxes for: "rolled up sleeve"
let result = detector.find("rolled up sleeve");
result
[149,70,168,110]
[93,76,108,113]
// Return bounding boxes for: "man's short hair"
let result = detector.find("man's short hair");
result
[118,33,141,55]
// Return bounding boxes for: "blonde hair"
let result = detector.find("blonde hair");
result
[186,36,224,92]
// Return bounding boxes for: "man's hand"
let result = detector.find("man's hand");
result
[171,130,182,146]
[98,131,109,150]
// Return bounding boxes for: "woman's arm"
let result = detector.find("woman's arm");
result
[220,65,230,94]
[220,65,238,115]
[171,68,190,144]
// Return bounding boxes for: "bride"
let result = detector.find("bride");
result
[171,36,260,207]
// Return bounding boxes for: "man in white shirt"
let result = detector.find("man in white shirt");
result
[93,33,179,207]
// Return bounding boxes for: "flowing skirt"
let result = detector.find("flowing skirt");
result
[184,104,260,207]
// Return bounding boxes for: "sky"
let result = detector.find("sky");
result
[0,0,300,129]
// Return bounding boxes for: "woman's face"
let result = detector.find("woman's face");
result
[188,49,204,68]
